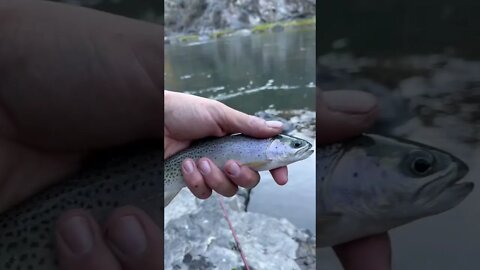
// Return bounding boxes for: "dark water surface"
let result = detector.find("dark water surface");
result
[165,27,316,232]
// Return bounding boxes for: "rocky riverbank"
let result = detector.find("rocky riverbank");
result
[165,0,315,44]
[164,188,316,270]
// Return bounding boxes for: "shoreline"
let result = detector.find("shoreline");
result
[165,16,316,45]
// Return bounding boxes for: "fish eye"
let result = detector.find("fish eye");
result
[406,150,435,176]
[291,141,303,148]
[411,157,433,175]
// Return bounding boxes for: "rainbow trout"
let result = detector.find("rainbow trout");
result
[165,134,314,206]
[318,134,473,247]
[0,134,313,269]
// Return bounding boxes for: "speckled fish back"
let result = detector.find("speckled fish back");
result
[0,142,164,270]
[164,135,273,205]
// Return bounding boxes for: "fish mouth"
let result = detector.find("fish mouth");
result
[420,160,474,211]
[440,161,471,192]
[295,143,314,160]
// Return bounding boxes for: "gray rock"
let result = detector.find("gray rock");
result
[165,0,315,35]
[165,189,316,269]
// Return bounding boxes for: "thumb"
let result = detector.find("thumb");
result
[215,103,284,138]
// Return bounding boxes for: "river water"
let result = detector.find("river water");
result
[165,27,317,233]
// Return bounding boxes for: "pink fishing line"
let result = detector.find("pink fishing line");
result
[218,195,251,270]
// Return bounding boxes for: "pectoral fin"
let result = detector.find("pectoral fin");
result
[242,160,270,170]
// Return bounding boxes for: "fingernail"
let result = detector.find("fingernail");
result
[198,160,211,174]
[183,160,194,174]
[108,216,147,255]
[323,90,377,114]
[57,216,93,255]
[266,120,283,129]
[226,162,240,177]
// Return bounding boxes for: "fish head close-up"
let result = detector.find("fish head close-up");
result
[319,134,474,246]
[265,134,314,167]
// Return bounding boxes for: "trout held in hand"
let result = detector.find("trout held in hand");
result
[164,134,314,206]
[0,134,313,269]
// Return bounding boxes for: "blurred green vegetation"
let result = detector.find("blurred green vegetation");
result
[252,17,316,33]
[169,17,315,45]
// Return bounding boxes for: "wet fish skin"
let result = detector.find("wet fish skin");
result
[164,134,314,206]
[317,134,473,247]
[0,142,164,270]
[0,134,313,269]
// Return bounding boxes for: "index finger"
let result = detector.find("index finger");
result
[213,102,284,138]
[270,166,288,185]
[333,233,392,270]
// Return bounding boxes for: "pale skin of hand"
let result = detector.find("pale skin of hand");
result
[165,90,288,198]
[0,1,392,269]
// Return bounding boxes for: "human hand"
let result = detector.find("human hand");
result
[0,1,163,269]
[317,90,392,270]
[164,90,287,199]
[0,0,163,212]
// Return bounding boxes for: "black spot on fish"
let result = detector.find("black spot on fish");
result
[44,242,54,250]
[353,172,358,178]
[6,242,17,251]
[19,254,27,261]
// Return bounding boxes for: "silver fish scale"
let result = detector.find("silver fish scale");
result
[317,143,344,214]
[317,143,343,159]
[0,143,164,270]
[165,135,272,184]
[163,135,276,206]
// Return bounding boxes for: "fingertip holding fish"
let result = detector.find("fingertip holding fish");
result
[266,120,284,129]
